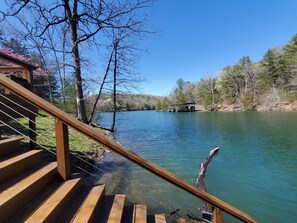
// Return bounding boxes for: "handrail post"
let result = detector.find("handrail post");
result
[55,118,70,180]
[212,208,223,223]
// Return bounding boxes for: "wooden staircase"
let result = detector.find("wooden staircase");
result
[0,136,167,223]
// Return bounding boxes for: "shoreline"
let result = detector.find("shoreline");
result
[217,103,297,112]
[160,103,297,112]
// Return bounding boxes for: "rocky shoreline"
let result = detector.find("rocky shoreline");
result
[216,102,297,112]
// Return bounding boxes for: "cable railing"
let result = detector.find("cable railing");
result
[0,113,219,222]
[0,75,256,223]
[0,115,203,222]
[0,100,177,219]
[0,121,185,222]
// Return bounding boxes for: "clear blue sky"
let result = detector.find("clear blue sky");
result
[139,0,297,96]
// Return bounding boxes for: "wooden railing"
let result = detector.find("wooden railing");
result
[0,75,256,223]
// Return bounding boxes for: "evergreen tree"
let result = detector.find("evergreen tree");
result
[260,48,281,88]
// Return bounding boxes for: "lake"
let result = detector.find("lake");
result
[98,111,297,223]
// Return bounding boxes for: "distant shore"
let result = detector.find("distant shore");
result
[217,103,297,112]
[158,101,297,112]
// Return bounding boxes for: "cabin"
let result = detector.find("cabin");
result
[0,51,256,223]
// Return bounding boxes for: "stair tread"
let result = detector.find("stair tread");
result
[154,214,166,223]
[133,204,147,223]
[0,149,43,184]
[0,163,49,193]
[8,181,62,223]
[71,184,105,223]
[0,162,57,222]
[0,137,22,146]
[25,176,83,223]
[0,162,57,205]
[57,186,91,223]
[107,194,126,223]
[0,149,42,165]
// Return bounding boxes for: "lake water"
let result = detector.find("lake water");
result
[98,111,297,223]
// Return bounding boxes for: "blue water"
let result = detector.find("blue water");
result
[98,111,297,223]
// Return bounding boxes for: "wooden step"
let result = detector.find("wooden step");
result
[132,204,147,223]
[0,163,50,193]
[56,186,91,223]
[0,137,22,156]
[25,176,84,223]
[107,194,126,223]
[0,162,57,222]
[8,181,62,223]
[71,184,105,223]
[0,149,43,184]
[154,214,166,223]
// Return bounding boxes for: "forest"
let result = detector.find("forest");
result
[156,34,297,112]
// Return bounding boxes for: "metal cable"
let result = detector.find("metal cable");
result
[0,108,55,148]
[0,120,57,157]
[67,134,177,212]
[0,101,179,214]
[1,115,175,214]
[0,94,39,117]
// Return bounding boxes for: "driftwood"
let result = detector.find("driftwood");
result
[195,146,220,212]
[167,147,220,223]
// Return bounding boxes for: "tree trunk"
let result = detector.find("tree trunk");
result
[73,44,87,123]
[88,47,115,124]
[64,0,87,123]
[111,40,118,132]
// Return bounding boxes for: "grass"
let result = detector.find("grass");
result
[2,110,106,173]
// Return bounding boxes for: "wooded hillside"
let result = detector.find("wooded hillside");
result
[86,94,163,112]
[157,34,297,111]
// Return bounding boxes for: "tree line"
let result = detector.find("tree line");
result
[156,34,297,111]
[86,93,160,113]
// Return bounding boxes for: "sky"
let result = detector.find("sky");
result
[138,0,297,96]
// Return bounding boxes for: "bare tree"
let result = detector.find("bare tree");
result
[1,0,153,123]
[111,38,119,132]
[88,42,115,124]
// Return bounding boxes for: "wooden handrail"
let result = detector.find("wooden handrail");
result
[0,76,256,223]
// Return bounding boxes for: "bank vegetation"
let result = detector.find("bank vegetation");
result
[156,34,297,112]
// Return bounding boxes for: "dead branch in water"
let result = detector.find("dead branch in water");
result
[195,146,220,212]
